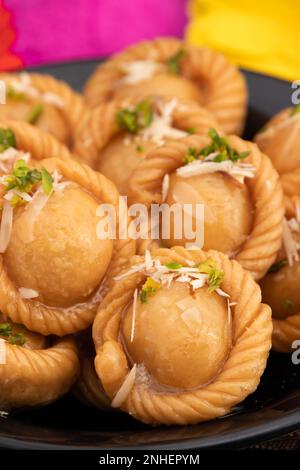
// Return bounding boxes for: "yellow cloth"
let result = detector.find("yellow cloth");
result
[186,0,299,81]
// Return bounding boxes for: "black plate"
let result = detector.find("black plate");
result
[0,62,299,450]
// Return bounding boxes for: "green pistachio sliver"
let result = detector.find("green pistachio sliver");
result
[26,103,44,124]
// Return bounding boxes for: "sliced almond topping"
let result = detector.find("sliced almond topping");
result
[177,159,255,183]
[282,217,300,266]
[19,288,39,299]
[130,289,138,343]
[0,201,13,253]
[161,173,170,202]
[111,364,137,408]
[119,60,163,85]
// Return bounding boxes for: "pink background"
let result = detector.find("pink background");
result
[5,0,188,66]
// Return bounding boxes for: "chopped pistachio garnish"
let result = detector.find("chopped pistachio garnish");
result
[197,258,224,293]
[41,167,53,195]
[0,323,26,346]
[268,259,288,273]
[184,129,250,165]
[7,86,25,101]
[167,49,186,75]
[140,277,161,303]
[2,159,53,206]
[187,127,196,135]
[26,103,44,124]
[0,323,12,337]
[116,100,153,134]
[290,103,300,116]
[0,128,17,153]
[136,145,145,153]
[285,298,294,312]
[165,262,183,270]
[8,332,26,346]
[183,147,197,164]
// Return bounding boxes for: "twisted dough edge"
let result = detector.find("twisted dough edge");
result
[84,38,248,135]
[127,134,284,280]
[0,120,136,336]
[0,336,79,410]
[92,246,272,425]
[74,94,220,169]
[0,72,91,149]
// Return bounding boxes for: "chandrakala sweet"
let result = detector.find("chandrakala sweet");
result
[260,202,300,352]
[0,120,136,336]
[74,95,220,194]
[128,129,284,280]
[0,313,79,410]
[93,247,272,425]
[0,72,90,148]
[84,38,248,135]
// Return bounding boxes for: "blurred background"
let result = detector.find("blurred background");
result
[0,0,297,81]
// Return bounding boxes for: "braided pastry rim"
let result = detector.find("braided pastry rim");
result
[0,72,90,148]
[74,94,220,169]
[84,37,248,135]
[92,246,272,425]
[0,336,79,411]
[0,120,136,336]
[127,133,284,280]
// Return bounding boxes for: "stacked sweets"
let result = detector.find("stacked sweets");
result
[0,38,297,426]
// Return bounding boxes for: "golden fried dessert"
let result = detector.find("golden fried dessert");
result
[260,203,300,352]
[84,38,248,135]
[93,247,272,425]
[0,313,79,410]
[0,121,135,336]
[255,106,300,175]
[128,129,284,280]
[0,72,90,148]
[74,95,220,194]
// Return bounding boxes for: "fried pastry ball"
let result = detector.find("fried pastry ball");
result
[122,282,230,390]
[114,73,203,106]
[97,135,157,195]
[4,186,113,308]
[163,172,253,255]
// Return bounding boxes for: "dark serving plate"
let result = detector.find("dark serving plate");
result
[0,61,299,450]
